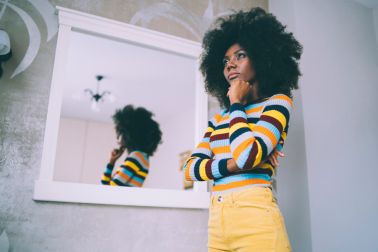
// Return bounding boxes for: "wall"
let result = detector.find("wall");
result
[147,109,195,190]
[271,0,378,251]
[0,0,267,251]
[268,1,313,251]
[374,7,378,47]
[54,117,117,184]
[54,117,88,183]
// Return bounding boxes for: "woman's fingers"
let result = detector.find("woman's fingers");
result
[272,155,279,166]
[268,155,276,166]
[269,150,283,167]
[228,79,251,104]
[272,150,286,166]
[277,151,285,157]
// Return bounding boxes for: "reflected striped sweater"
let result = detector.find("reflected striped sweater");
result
[101,151,149,187]
[183,94,292,193]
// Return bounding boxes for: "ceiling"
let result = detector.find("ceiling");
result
[62,30,196,124]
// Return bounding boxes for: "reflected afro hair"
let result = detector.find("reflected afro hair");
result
[200,7,302,109]
[113,105,162,156]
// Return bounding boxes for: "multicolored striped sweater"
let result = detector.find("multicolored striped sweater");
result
[183,94,292,193]
[101,150,149,187]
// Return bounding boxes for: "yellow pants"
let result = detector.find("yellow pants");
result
[208,187,291,252]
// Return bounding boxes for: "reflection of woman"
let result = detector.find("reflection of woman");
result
[101,105,162,187]
[183,8,302,251]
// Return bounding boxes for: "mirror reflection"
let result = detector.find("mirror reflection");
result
[100,104,162,187]
[53,29,196,190]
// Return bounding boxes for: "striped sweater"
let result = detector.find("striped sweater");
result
[183,94,292,193]
[101,150,149,187]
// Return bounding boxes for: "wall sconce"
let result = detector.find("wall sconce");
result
[84,75,115,112]
[0,29,12,78]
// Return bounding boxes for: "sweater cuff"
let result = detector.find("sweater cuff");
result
[105,163,114,174]
[218,158,230,177]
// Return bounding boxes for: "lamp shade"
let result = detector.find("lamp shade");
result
[0,30,10,56]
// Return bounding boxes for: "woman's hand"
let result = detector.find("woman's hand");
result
[109,146,125,165]
[227,158,240,173]
[227,79,252,105]
[267,149,285,167]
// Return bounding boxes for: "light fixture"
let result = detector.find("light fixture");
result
[84,75,114,112]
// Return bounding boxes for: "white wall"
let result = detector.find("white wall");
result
[54,117,118,184]
[146,109,195,189]
[270,0,378,251]
[268,1,313,251]
[54,118,87,183]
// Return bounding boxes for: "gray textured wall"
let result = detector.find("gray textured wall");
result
[0,1,266,251]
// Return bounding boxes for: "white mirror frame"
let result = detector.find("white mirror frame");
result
[33,7,210,209]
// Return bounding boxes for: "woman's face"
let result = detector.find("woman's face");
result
[223,43,255,85]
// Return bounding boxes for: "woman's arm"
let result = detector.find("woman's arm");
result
[228,94,292,171]
[101,147,124,185]
[183,118,233,181]
[110,156,147,187]
[101,163,114,185]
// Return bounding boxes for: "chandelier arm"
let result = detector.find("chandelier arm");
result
[84,88,94,96]
[101,90,111,97]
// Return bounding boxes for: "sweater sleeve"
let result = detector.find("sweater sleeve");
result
[229,94,292,170]
[275,123,289,152]
[110,155,148,187]
[183,117,231,181]
[101,163,114,185]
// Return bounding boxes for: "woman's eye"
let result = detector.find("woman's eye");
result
[236,52,247,60]
[222,58,229,66]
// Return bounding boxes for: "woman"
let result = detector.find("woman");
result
[101,105,162,187]
[183,7,302,251]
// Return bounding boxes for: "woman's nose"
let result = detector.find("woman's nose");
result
[226,60,236,71]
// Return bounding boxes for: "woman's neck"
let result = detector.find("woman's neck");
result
[247,83,261,103]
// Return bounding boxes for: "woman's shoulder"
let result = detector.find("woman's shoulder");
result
[127,151,149,167]
[266,93,293,108]
[128,150,148,160]
[209,108,229,124]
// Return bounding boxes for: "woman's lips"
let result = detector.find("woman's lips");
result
[228,73,240,80]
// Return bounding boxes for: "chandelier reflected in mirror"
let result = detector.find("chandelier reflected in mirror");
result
[84,75,115,111]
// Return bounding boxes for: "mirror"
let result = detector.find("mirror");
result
[54,29,195,190]
[33,7,209,209]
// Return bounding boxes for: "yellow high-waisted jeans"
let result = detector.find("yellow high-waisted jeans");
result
[208,187,291,252]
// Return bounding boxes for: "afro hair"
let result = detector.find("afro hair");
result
[112,105,162,156]
[200,7,302,109]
